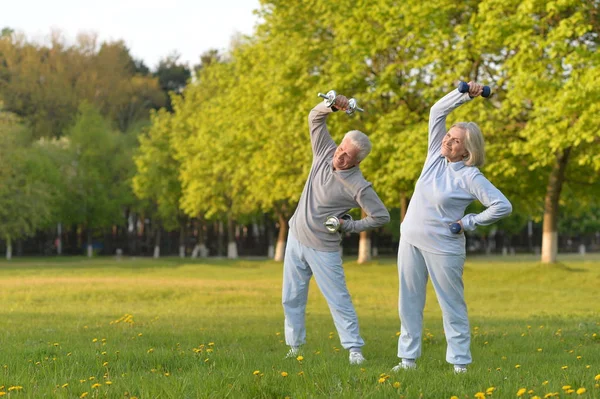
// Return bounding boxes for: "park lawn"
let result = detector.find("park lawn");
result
[0,255,599,398]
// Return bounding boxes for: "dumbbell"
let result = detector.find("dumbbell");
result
[324,214,353,233]
[449,222,462,234]
[317,91,364,115]
[318,90,337,107]
[458,81,491,98]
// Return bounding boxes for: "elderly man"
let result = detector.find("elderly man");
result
[282,94,390,365]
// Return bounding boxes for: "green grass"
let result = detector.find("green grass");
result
[0,254,599,398]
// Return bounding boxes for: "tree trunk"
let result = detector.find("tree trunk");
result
[196,217,208,257]
[274,212,288,262]
[216,221,223,257]
[6,235,12,260]
[400,192,408,222]
[86,229,93,257]
[56,223,62,255]
[153,226,161,258]
[541,148,571,263]
[358,210,371,264]
[227,215,238,259]
[266,214,275,258]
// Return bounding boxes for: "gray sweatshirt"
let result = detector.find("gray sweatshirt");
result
[401,89,513,256]
[289,103,390,252]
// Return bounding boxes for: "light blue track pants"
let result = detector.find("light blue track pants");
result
[397,240,471,365]
[282,233,364,350]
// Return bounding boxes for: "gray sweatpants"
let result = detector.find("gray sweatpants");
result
[282,232,364,350]
[397,240,471,365]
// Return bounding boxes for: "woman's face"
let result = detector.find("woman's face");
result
[441,126,468,162]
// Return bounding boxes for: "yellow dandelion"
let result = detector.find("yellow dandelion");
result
[314,351,321,355]
[276,332,281,336]
[576,388,586,395]
[80,393,88,398]
[0,393,5,397]
[576,356,582,360]
[475,392,486,399]
[281,371,288,377]
[517,388,527,396]
[164,373,170,376]
[101,338,106,343]
[105,381,112,385]
[253,370,260,375]
[62,383,68,388]
[543,381,549,385]
[567,389,575,394]
[147,348,154,353]
[297,355,304,361]
[138,333,142,337]
[103,362,108,367]
[528,390,534,394]
[484,341,488,345]
[563,386,572,390]
[486,387,496,394]
[496,368,501,371]
[502,356,507,360]
[595,374,600,381]
[451,396,459,399]
[88,377,95,381]
[544,394,554,399]
[91,383,101,389]
[562,366,568,370]
[532,397,541,399]
[393,382,401,388]
[515,364,521,369]
[396,332,401,336]
[204,358,209,363]
[378,377,386,383]
[92,338,98,343]
[537,348,543,352]
[298,371,304,376]
[586,365,590,369]
[206,349,213,353]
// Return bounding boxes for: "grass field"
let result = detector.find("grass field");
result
[0,254,599,398]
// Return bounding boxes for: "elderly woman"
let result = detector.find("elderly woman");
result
[392,82,512,374]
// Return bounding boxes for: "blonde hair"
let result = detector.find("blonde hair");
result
[452,122,485,167]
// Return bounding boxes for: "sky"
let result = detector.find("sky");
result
[1,0,262,69]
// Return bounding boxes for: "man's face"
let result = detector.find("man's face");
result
[333,138,361,170]
[441,126,468,162]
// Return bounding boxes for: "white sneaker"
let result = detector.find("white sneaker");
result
[392,360,416,372]
[349,352,366,365]
[453,365,467,373]
[285,347,300,358]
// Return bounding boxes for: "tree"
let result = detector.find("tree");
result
[476,0,600,262]
[0,109,59,259]
[62,103,135,256]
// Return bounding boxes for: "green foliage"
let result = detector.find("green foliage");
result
[0,110,59,242]
[60,103,134,230]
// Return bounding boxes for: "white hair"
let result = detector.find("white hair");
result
[452,122,485,167]
[343,130,372,162]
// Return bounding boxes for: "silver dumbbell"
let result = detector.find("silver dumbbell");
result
[324,214,353,233]
[318,91,364,115]
[346,98,364,115]
[318,90,337,107]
